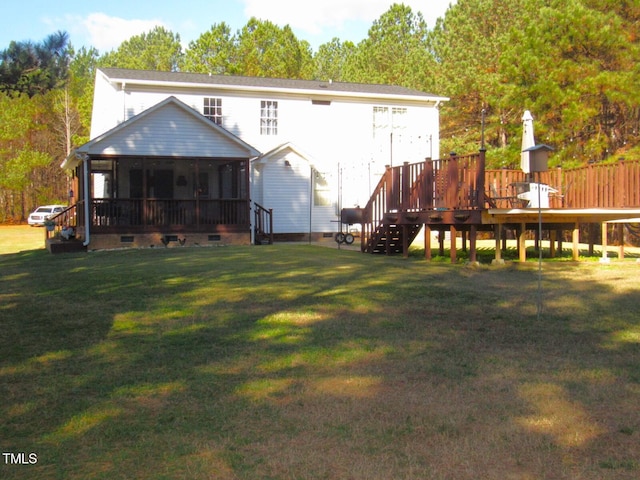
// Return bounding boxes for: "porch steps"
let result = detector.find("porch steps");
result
[46,238,86,254]
[365,224,421,254]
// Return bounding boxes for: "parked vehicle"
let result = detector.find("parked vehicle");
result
[27,205,66,226]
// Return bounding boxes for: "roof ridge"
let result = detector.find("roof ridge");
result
[99,67,447,100]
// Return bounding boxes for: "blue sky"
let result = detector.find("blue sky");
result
[0,0,456,54]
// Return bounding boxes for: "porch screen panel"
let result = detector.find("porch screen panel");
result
[130,169,143,198]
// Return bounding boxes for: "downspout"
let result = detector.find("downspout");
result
[79,153,91,247]
[250,158,255,245]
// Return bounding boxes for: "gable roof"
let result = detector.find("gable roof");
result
[253,142,316,165]
[99,68,449,104]
[62,96,260,169]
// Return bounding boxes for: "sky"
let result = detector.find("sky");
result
[0,0,457,54]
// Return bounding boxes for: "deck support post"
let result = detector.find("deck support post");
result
[588,224,596,256]
[402,224,409,258]
[424,225,432,261]
[493,223,504,265]
[518,223,527,262]
[557,229,563,256]
[469,225,478,264]
[600,222,610,263]
[617,223,625,259]
[450,226,457,263]
[549,230,557,257]
[385,224,391,256]
[572,222,580,261]
[439,230,445,256]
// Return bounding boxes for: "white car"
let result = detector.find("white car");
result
[27,205,66,226]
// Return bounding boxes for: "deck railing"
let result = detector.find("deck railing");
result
[360,153,640,250]
[484,168,564,208]
[562,160,640,208]
[486,160,640,209]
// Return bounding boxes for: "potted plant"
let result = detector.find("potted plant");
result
[44,218,56,231]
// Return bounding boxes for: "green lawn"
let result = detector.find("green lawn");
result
[1,227,639,479]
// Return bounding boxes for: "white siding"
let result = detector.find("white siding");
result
[90,70,444,234]
[254,149,338,234]
[259,150,310,234]
[93,82,441,167]
[88,102,251,158]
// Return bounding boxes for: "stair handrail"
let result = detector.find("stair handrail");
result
[45,204,78,241]
[253,201,273,244]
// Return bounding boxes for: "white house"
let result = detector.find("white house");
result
[63,67,447,249]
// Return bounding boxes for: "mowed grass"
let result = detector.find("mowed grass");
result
[1,226,639,479]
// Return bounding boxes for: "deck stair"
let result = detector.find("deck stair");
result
[46,237,87,253]
[365,222,422,254]
[360,154,486,256]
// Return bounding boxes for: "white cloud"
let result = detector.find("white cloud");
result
[82,13,166,52]
[241,0,455,35]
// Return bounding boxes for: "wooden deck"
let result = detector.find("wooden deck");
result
[358,151,640,262]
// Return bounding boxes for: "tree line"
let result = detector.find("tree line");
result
[1,0,638,222]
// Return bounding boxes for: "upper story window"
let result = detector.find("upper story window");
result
[373,106,408,138]
[373,106,409,164]
[260,100,278,135]
[204,97,223,125]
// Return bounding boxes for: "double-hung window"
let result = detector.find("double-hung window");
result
[313,170,332,207]
[372,106,408,164]
[204,97,223,125]
[260,100,278,135]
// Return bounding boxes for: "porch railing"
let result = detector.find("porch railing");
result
[90,198,249,230]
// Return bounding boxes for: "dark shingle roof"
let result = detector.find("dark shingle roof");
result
[99,68,447,101]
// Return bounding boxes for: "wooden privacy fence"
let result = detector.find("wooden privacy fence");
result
[562,160,640,208]
[487,159,640,209]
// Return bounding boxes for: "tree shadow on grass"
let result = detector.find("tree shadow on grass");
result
[1,246,640,479]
